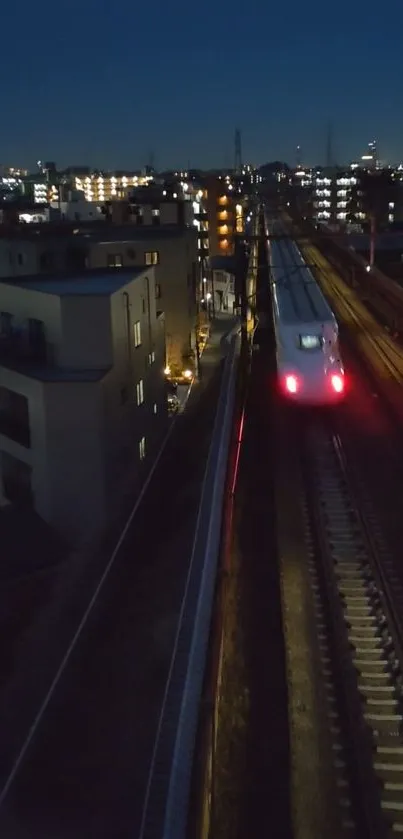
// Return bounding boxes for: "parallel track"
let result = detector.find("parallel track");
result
[297,418,403,838]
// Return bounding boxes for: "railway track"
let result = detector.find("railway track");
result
[298,418,403,838]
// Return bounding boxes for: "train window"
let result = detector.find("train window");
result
[298,334,322,350]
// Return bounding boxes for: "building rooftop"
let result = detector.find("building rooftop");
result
[94,225,190,242]
[0,266,147,297]
[0,352,109,382]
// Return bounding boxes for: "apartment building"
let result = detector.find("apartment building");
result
[105,188,195,226]
[86,226,198,378]
[0,219,199,378]
[203,177,244,257]
[292,167,400,229]
[0,267,166,545]
[21,169,152,205]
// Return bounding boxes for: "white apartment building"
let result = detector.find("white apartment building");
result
[313,173,359,223]
[0,267,167,545]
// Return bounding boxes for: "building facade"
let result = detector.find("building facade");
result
[86,227,199,378]
[203,176,244,257]
[21,169,153,205]
[290,166,402,229]
[0,268,167,545]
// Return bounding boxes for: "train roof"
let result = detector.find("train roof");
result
[269,234,334,326]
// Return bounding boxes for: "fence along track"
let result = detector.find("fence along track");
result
[299,419,403,838]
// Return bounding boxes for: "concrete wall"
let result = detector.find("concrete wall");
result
[59,295,113,369]
[0,240,38,278]
[43,380,105,543]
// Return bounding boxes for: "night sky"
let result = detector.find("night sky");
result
[2,0,403,170]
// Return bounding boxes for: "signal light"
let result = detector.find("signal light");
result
[285,375,298,394]
[331,374,344,393]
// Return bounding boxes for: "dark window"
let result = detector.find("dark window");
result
[142,297,146,314]
[0,386,30,448]
[152,215,160,226]
[155,283,161,299]
[28,318,47,362]
[1,451,32,506]
[0,312,13,336]
[127,248,136,259]
[40,251,53,270]
[120,386,128,405]
[17,253,24,266]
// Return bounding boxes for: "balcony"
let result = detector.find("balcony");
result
[0,321,50,371]
[0,412,30,448]
[2,451,33,504]
[0,388,30,448]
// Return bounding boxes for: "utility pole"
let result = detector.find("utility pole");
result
[369,214,376,268]
[234,234,248,349]
[195,260,203,380]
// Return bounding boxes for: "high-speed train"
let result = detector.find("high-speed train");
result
[268,219,345,404]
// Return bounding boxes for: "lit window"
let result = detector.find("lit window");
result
[153,403,157,414]
[152,208,160,216]
[107,253,122,267]
[145,251,159,266]
[155,283,161,299]
[139,436,146,460]
[136,379,144,405]
[133,320,141,347]
[148,350,155,365]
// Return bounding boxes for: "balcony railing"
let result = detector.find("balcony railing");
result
[0,333,50,367]
[3,473,33,505]
[0,412,30,448]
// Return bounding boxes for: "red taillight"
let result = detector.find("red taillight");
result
[331,374,344,393]
[285,375,298,394]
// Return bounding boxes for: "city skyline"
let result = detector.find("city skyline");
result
[1,0,403,169]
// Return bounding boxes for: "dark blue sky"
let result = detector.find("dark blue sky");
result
[2,0,403,170]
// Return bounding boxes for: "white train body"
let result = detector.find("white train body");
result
[268,221,345,404]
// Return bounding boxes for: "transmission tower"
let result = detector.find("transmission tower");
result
[146,149,155,173]
[296,144,302,167]
[234,128,243,173]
